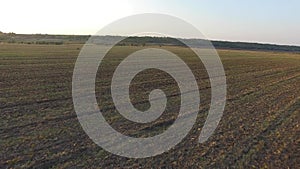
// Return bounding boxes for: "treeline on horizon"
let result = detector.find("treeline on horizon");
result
[1,31,300,52]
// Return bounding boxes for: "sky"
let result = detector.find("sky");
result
[1,0,299,45]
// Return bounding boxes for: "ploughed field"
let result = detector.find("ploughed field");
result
[0,44,299,168]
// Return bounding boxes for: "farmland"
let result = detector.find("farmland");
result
[0,43,299,168]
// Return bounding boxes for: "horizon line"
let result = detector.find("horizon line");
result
[1,31,300,47]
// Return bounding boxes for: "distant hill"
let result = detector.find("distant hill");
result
[1,32,300,52]
[0,32,89,45]
[211,41,300,52]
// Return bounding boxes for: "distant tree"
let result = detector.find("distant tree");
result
[54,41,63,45]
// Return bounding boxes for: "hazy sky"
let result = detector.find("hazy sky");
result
[1,0,299,45]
